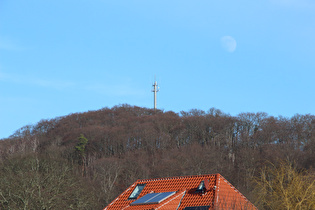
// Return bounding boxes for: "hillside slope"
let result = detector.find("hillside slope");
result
[0,104,314,208]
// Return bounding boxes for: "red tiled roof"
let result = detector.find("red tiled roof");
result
[104,174,257,210]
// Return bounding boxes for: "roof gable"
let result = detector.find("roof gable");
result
[104,174,256,210]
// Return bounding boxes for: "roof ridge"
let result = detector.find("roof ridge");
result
[136,173,220,182]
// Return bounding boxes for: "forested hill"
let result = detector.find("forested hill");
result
[0,104,314,209]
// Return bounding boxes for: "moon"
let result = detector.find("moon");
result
[220,36,237,53]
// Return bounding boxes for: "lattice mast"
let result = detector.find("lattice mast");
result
[152,78,159,111]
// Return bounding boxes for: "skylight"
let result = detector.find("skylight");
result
[128,184,146,199]
[130,191,176,205]
[196,181,205,192]
[196,179,210,193]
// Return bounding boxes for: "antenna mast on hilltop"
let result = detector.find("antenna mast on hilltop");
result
[152,77,159,111]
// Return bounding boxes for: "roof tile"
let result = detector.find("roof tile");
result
[104,174,257,210]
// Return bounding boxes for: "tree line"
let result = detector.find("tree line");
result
[0,104,314,209]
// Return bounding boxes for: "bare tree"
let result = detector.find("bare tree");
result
[254,160,315,209]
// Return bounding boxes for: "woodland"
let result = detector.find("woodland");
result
[0,104,314,209]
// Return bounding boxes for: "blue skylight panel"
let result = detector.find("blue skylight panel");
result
[128,184,146,199]
[131,191,176,205]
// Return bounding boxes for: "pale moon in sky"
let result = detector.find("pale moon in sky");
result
[220,36,237,53]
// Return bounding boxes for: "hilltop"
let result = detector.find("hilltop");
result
[0,104,314,209]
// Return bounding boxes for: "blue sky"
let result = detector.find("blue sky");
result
[1,0,315,139]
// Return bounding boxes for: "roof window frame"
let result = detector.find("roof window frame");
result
[196,180,205,193]
[128,184,146,200]
[195,179,210,193]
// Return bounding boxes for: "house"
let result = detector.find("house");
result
[104,173,257,210]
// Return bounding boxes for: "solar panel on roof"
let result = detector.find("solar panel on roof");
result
[132,193,156,204]
[130,191,176,205]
